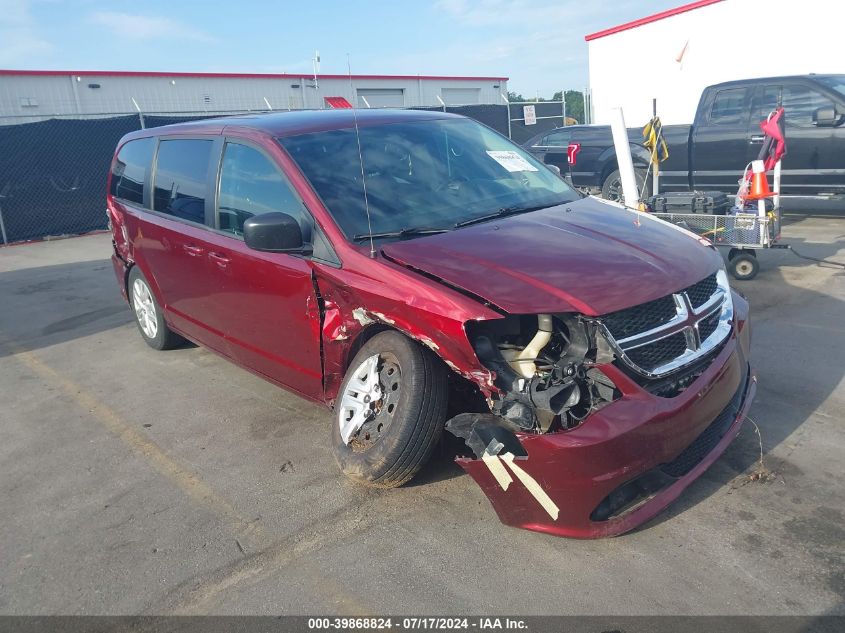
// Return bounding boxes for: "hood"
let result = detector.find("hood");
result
[381,197,722,315]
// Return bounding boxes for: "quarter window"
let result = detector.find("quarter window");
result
[709,88,748,125]
[153,139,213,224]
[110,137,154,205]
[217,143,307,236]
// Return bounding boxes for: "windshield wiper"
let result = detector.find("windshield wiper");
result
[352,227,451,242]
[454,203,554,228]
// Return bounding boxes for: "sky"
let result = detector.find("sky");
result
[1,0,684,97]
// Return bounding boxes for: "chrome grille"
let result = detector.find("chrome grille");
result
[601,295,676,340]
[697,311,720,342]
[685,273,718,309]
[625,331,689,373]
[598,270,733,378]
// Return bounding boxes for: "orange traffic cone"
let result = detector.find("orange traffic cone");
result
[747,159,773,200]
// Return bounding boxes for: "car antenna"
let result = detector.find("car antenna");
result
[347,53,376,259]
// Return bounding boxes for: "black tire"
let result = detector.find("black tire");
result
[601,168,650,206]
[127,267,183,350]
[728,253,759,281]
[332,330,448,488]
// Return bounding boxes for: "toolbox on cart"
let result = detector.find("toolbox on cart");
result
[648,191,732,215]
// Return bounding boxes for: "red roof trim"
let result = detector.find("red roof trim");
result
[585,0,724,41]
[0,69,508,82]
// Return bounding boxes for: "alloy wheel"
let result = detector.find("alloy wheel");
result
[132,278,158,339]
[606,177,624,203]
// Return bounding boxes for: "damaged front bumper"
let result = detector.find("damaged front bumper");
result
[452,299,755,539]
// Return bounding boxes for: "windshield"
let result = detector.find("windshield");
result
[817,76,845,100]
[278,117,579,240]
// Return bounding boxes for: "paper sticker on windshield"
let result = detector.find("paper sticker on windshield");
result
[486,150,538,173]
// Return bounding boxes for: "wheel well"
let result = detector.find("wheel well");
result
[599,161,619,188]
[600,161,651,187]
[342,324,488,417]
[343,323,392,373]
[123,262,134,301]
[600,162,650,200]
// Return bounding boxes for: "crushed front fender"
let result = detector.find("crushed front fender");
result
[310,261,501,405]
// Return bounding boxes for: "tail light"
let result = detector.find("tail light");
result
[567,143,581,166]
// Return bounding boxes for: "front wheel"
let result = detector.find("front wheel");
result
[601,168,650,206]
[332,330,448,488]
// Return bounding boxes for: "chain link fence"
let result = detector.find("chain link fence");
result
[0,103,569,245]
[506,101,570,144]
[0,109,261,244]
[0,114,138,244]
[411,103,510,136]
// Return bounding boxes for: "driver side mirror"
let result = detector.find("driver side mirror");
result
[243,212,312,255]
[545,163,562,177]
[813,106,840,127]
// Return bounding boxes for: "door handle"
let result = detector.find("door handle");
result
[208,251,230,267]
[183,244,205,256]
[749,135,765,143]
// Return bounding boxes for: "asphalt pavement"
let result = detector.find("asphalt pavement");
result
[0,217,843,615]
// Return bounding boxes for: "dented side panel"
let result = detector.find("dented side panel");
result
[311,260,502,405]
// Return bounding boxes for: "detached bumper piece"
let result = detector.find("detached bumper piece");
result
[450,319,755,539]
[446,414,560,521]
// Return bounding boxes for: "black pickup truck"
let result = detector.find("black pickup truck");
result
[524,74,845,204]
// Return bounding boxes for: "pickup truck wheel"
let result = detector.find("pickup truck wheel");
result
[333,330,448,488]
[728,253,759,281]
[128,267,183,350]
[601,169,650,206]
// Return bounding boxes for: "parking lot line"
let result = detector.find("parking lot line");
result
[1,335,264,545]
[1,333,375,615]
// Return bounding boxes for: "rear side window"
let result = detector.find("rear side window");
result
[153,139,213,224]
[782,85,834,128]
[217,142,307,236]
[110,138,154,205]
[709,88,748,125]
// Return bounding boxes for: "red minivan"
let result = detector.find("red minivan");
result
[107,109,755,538]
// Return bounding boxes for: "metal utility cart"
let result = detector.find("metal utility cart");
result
[651,209,781,280]
[641,102,786,281]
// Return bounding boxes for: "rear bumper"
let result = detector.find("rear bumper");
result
[457,293,754,539]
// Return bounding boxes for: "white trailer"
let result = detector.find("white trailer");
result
[586,0,842,125]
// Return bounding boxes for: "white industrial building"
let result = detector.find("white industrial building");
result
[0,70,508,118]
[586,0,841,125]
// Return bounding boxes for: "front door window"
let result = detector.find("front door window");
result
[217,142,307,236]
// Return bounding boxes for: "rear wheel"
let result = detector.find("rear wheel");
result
[128,267,183,350]
[601,168,650,206]
[332,330,448,488]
